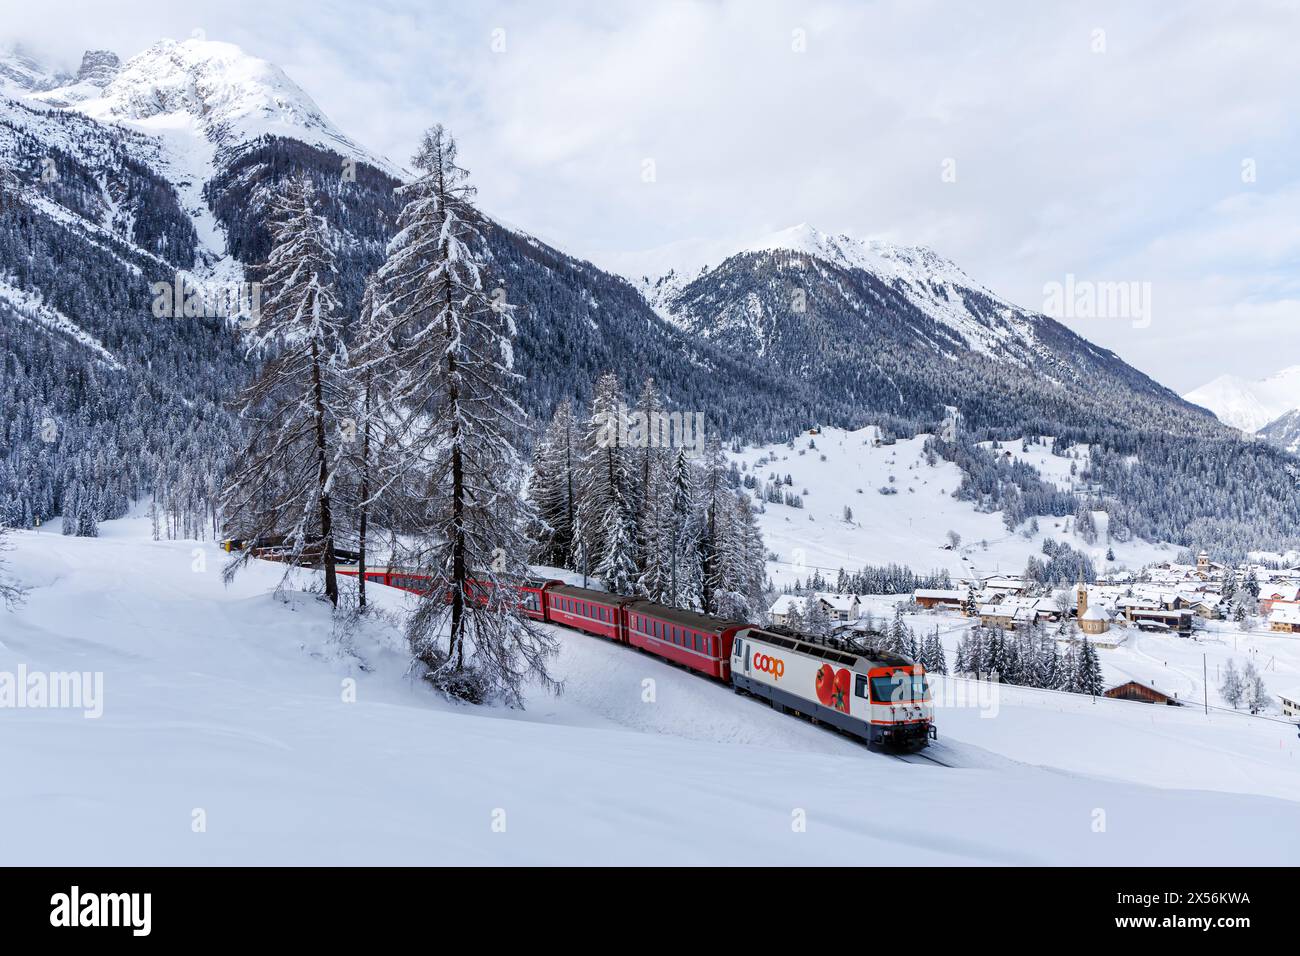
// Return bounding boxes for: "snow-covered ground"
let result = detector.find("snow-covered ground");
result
[729,426,1171,589]
[2,518,1298,865]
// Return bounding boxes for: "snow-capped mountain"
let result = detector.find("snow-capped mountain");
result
[27,39,402,178]
[629,223,1030,357]
[1184,366,1300,434]
[1258,408,1300,455]
[622,221,1205,437]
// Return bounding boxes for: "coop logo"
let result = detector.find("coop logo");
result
[50,886,151,936]
[753,653,785,680]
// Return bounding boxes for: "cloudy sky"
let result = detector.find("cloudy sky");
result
[7,0,1299,393]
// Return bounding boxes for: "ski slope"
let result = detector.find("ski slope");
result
[2,519,1299,865]
[729,426,1170,589]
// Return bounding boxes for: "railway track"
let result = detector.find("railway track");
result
[892,750,954,768]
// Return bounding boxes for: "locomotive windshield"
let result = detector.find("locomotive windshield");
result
[870,672,929,704]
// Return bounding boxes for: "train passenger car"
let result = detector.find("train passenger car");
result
[335,566,438,594]
[334,567,559,619]
[518,578,563,620]
[624,601,744,680]
[545,585,630,641]
[730,627,936,750]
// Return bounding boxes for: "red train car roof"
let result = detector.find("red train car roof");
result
[548,584,633,605]
[626,600,743,634]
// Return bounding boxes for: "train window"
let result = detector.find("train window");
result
[693,634,701,652]
[855,675,869,699]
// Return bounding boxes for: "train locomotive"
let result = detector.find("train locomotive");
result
[329,566,935,751]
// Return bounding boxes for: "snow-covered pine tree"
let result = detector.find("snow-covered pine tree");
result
[528,401,581,570]
[666,447,702,609]
[344,277,400,610]
[888,605,909,655]
[696,433,731,615]
[727,491,769,620]
[636,447,674,603]
[1076,636,1104,696]
[924,628,948,676]
[804,596,831,637]
[630,377,665,567]
[953,632,971,675]
[220,175,348,605]
[1039,631,1062,689]
[1059,641,1080,693]
[374,124,558,703]
[581,373,637,595]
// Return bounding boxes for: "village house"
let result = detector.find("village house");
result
[1104,680,1182,705]
[768,592,861,627]
[1259,585,1300,616]
[1269,605,1300,634]
[977,595,1051,631]
[913,588,966,611]
[817,592,862,622]
[1280,689,1300,718]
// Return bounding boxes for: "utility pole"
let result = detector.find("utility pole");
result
[1203,654,1208,715]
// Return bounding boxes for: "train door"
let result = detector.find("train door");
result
[732,636,751,675]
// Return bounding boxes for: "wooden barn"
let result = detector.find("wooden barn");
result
[1104,681,1182,706]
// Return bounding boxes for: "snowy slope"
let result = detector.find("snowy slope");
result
[1184,365,1300,433]
[729,426,1170,589]
[3,518,1299,865]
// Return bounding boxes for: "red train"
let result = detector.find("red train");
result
[334,570,743,680]
[334,566,934,750]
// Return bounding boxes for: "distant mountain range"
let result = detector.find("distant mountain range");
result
[2,37,1298,554]
[1184,366,1300,442]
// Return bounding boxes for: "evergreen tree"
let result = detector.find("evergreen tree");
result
[1076,636,1104,696]
[220,175,347,606]
[528,401,581,569]
[666,448,702,608]
[374,124,558,703]
[581,373,637,595]
[804,597,831,637]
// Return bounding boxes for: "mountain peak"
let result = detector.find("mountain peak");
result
[1184,365,1300,432]
[76,49,121,87]
[28,37,402,177]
